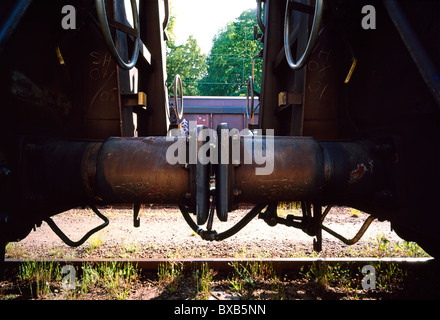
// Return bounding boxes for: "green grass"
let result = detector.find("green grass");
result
[349,208,361,217]
[193,262,215,300]
[300,260,408,298]
[157,260,184,293]
[1,256,423,300]
[78,261,139,299]
[18,260,62,298]
[5,243,27,259]
[87,233,104,254]
[4,260,140,300]
[370,234,430,257]
[301,262,353,290]
[227,261,282,299]
[373,262,407,290]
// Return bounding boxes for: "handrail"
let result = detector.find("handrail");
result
[256,0,265,34]
[173,74,184,120]
[284,0,324,70]
[95,0,140,70]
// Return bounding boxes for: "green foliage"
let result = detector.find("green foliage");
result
[373,262,406,290]
[157,260,184,293]
[18,260,62,298]
[165,6,262,96]
[301,262,353,290]
[87,233,103,254]
[193,262,214,300]
[167,36,207,96]
[369,234,430,257]
[228,261,279,299]
[166,5,207,96]
[199,9,263,96]
[80,262,139,299]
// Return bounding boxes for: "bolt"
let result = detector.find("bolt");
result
[233,188,241,196]
[184,192,192,199]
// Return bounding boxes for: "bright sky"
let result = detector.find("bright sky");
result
[170,0,257,54]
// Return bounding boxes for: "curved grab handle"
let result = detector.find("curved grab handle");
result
[173,75,184,120]
[95,0,140,70]
[256,0,265,34]
[284,0,324,70]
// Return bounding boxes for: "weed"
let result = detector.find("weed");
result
[277,202,301,218]
[157,260,184,293]
[228,261,278,298]
[228,275,243,292]
[349,208,361,217]
[376,234,391,255]
[397,241,430,257]
[79,263,100,293]
[79,262,139,299]
[18,260,62,298]
[301,262,354,291]
[87,233,103,254]
[119,242,141,258]
[5,243,26,259]
[193,262,214,300]
[373,262,406,290]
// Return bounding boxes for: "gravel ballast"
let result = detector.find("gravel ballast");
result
[6,205,421,260]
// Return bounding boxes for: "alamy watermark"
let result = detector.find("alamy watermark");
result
[166,121,274,176]
[61,5,76,30]
[361,5,376,30]
[61,265,76,290]
[61,4,376,31]
[361,265,376,290]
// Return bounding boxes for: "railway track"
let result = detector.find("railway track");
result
[1,257,439,302]
[2,257,436,272]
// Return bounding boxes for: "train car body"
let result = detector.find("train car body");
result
[178,97,259,131]
[0,0,439,261]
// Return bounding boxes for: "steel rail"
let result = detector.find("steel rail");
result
[3,257,435,273]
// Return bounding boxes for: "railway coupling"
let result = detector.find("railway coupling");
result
[0,123,399,254]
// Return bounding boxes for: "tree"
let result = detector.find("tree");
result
[167,35,207,96]
[198,9,263,96]
[166,7,207,96]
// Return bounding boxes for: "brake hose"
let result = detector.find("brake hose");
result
[178,203,267,241]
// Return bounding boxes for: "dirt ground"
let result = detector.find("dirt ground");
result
[5,205,422,260]
[2,205,438,301]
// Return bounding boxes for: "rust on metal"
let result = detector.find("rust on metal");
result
[349,163,367,184]
[348,160,374,184]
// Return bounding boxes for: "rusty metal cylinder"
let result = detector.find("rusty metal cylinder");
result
[233,137,324,202]
[25,135,380,210]
[232,136,379,204]
[93,137,190,204]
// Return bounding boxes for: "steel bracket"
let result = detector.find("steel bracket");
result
[259,202,376,252]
